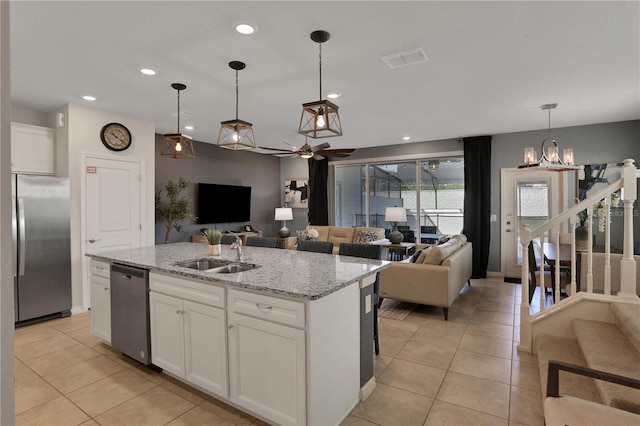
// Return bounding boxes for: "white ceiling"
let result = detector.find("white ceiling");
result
[9,1,640,153]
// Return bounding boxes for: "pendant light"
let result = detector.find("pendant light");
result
[520,103,578,170]
[161,83,195,159]
[298,30,343,139]
[217,61,256,150]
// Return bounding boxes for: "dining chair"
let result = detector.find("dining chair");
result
[245,236,277,248]
[528,240,569,304]
[296,239,334,254]
[338,242,383,355]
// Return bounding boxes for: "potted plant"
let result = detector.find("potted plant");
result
[202,229,223,256]
[156,177,192,244]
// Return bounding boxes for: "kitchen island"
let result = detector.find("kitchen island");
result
[88,242,390,426]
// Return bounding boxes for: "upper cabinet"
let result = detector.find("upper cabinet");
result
[11,123,55,175]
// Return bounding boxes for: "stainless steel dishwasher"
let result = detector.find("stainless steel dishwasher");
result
[110,263,151,365]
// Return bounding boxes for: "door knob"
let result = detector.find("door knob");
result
[88,238,101,243]
[506,229,513,233]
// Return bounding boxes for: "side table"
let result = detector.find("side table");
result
[275,236,298,250]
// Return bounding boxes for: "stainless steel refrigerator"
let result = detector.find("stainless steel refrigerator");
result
[12,174,72,324]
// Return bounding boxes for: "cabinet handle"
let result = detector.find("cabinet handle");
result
[255,303,273,312]
[104,287,109,291]
[95,266,104,271]
[228,324,234,330]
[176,310,181,315]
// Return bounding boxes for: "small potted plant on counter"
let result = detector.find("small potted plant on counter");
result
[202,229,223,256]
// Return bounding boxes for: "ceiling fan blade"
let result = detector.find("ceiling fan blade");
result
[316,148,355,158]
[282,141,299,151]
[311,142,331,152]
[258,146,295,153]
[313,154,326,160]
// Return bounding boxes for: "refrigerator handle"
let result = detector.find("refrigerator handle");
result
[18,198,26,277]
[12,197,17,278]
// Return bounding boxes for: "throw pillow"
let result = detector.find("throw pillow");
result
[409,248,424,263]
[356,230,378,244]
[416,247,432,263]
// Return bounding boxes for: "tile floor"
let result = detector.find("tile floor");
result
[14,277,545,426]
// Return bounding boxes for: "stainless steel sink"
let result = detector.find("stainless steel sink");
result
[174,258,259,273]
[215,263,260,274]
[174,258,231,271]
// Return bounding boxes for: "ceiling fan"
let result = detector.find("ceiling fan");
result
[259,140,354,160]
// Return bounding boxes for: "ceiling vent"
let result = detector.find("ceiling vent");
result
[172,110,199,119]
[381,48,428,69]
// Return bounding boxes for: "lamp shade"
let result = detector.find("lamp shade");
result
[385,207,407,223]
[275,207,293,221]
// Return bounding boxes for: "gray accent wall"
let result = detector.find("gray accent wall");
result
[155,134,282,244]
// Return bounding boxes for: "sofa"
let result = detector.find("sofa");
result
[305,225,386,255]
[578,252,640,295]
[378,234,472,320]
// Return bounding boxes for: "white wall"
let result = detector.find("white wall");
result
[56,103,156,312]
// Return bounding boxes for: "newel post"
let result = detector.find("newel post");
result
[619,159,637,298]
[519,226,532,352]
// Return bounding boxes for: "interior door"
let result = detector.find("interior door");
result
[501,169,563,279]
[85,157,142,253]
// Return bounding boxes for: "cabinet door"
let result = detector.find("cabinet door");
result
[184,301,228,398]
[11,123,55,174]
[149,292,185,377]
[228,312,306,426]
[90,275,111,343]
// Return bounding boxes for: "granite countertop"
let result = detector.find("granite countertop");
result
[88,242,391,300]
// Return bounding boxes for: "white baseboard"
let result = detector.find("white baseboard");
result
[71,305,86,315]
[359,376,376,401]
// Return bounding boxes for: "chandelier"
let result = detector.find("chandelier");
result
[217,61,256,150]
[161,83,195,159]
[298,30,343,139]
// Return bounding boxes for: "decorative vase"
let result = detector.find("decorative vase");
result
[208,244,221,256]
[575,225,589,251]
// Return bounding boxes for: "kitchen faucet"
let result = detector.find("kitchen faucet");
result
[230,236,243,262]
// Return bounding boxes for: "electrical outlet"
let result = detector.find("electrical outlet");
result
[490,214,497,222]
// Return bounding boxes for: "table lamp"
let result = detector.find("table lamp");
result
[275,207,294,237]
[385,207,407,244]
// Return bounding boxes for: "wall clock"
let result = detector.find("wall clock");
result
[100,122,132,151]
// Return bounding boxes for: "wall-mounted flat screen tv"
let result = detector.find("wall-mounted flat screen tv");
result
[197,183,251,224]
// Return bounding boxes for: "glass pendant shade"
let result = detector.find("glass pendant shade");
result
[298,30,343,139]
[162,83,195,159]
[217,61,256,150]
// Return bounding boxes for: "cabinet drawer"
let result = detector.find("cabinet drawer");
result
[228,289,305,328]
[150,272,225,308]
[90,260,110,278]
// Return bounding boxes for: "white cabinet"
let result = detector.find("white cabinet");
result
[11,123,55,174]
[149,273,228,398]
[89,260,111,343]
[228,289,306,425]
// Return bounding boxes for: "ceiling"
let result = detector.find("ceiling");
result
[9,1,639,153]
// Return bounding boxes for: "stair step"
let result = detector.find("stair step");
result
[536,334,602,403]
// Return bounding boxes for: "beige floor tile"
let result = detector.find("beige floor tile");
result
[437,371,510,419]
[472,308,515,326]
[377,332,409,357]
[509,385,545,426]
[24,343,101,376]
[48,312,91,333]
[14,358,37,382]
[66,326,103,345]
[420,317,469,334]
[15,395,89,426]
[15,332,78,361]
[166,405,235,426]
[340,415,379,426]
[349,382,433,426]
[14,323,62,347]
[160,375,208,405]
[404,310,428,326]
[511,360,541,392]
[512,345,539,367]
[449,350,512,384]
[15,374,62,415]
[424,400,509,426]
[67,369,157,417]
[413,325,464,348]
[378,317,420,339]
[373,354,392,378]
[476,300,516,314]
[458,333,513,360]
[200,396,259,425]
[466,320,514,340]
[79,419,100,426]
[396,338,457,370]
[378,358,446,397]
[95,387,195,425]
[42,355,127,394]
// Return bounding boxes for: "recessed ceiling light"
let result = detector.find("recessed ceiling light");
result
[82,95,96,101]
[403,136,411,141]
[139,67,157,76]
[234,22,257,35]
[327,92,341,99]
[184,125,194,130]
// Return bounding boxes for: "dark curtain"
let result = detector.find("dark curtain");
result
[308,158,329,225]
[462,135,492,278]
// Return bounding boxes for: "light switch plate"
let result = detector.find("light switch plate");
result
[365,294,372,313]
